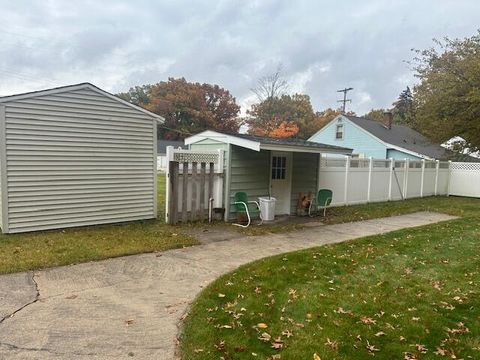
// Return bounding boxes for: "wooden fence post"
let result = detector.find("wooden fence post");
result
[191,162,198,221]
[168,161,179,224]
[199,162,206,220]
[181,162,188,222]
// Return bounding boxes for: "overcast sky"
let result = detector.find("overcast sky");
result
[0,0,478,115]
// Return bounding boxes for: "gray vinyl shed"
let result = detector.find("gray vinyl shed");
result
[0,83,164,233]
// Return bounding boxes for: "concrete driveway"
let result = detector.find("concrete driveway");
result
[0,212,456,359]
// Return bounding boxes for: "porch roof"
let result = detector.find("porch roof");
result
[185,130,353,154]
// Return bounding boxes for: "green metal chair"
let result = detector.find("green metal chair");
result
[233,192,262,227]
[309,189,333,217]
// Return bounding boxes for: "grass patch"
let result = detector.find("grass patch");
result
[229,196,480,236]
[0,175,197,274]
[180,199,480,359]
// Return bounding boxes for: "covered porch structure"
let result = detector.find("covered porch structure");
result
[185,131,352,221]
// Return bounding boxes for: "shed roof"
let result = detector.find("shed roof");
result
[343,115,448,160]
[0,82,165,122]
[185,130,352,154]
[157,140,187,154]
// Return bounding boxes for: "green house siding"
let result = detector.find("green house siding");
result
[290,152,319,214]
[228,146,270,219]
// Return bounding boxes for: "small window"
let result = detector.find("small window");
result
[335,124,344,139]
[271,156,287,180]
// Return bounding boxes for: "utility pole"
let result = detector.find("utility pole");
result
[337,87,353,113]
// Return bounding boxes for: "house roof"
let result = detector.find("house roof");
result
[185,130,353,154]
[0,82,165,122]
[344,115,448,160]
[157,140,187,154]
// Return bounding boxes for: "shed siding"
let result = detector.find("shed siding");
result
[190,138,229,152]
[309,116,387,158]
[228,146,269,219]
[3,88,156,233]
[290,152,319,214]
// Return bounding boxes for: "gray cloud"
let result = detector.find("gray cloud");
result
[0,0,478,114]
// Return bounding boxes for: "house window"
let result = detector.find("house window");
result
[335,124,344,139]
[271,156,286,180]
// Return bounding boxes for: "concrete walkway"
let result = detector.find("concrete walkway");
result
[0,212,456,359]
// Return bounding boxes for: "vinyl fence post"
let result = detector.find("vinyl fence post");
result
[165,146,173,223]
[367,157,373,202]
[344,156,350,206]
[434,160,440,196]
[420,159,426,198]
[403,158,409,200]
[447,160,452,197]
[388,158,393,201]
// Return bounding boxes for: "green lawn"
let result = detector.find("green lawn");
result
[180,198,480,360]
[0,175,197,274]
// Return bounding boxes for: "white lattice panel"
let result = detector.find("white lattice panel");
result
[173,152,219,164]
[451,162,480,171]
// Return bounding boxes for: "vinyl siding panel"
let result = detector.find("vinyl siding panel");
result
[309,116,387,158]
[228,146,269,219]
[290,152,319,214]
[386,149,422,160]
[2,87,156,233]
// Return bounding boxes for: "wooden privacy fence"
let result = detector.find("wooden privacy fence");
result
[165,147,224,224]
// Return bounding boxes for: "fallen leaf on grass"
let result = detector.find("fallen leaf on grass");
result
[324,338,338,350]
[271,337,284,349]
[360,316,376,325]
[366,340,380,354]
[125,319,134,326]
[218,293,226,298]
[258,332,272,342]
[194,349,204,353]
[313,353,321,360]
[374,331,385,337]
[257,323,268,329]
[281,330,293,338]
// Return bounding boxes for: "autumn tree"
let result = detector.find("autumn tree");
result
[118,78,240,139]
[363,108,386,122]
[412,31,480,151]
[310,108,355,135]
[246,94,318,139]
[251,65,289,102]
[392,86,415,126]
[117,85,152,106]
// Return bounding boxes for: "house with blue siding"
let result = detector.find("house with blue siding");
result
[185,130,352,220]
[308,113,449,160]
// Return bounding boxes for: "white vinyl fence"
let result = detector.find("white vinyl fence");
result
[157,154,168,171]
[449,162,480,198]
[318,157,450,206]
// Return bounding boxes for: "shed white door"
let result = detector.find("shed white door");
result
[270,152,292,215]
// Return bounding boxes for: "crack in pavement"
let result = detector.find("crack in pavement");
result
[0,341,118,357]
[0,272,39,325]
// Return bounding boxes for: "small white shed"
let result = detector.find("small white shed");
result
[0,83,164,233]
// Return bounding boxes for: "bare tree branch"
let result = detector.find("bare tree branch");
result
[250,64,289,101]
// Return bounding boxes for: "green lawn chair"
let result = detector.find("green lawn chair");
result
[233,192,262,227]
[308,189,333,217]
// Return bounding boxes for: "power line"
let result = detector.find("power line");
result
[337,87,353,113]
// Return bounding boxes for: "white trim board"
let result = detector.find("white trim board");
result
[185,130,352,155]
